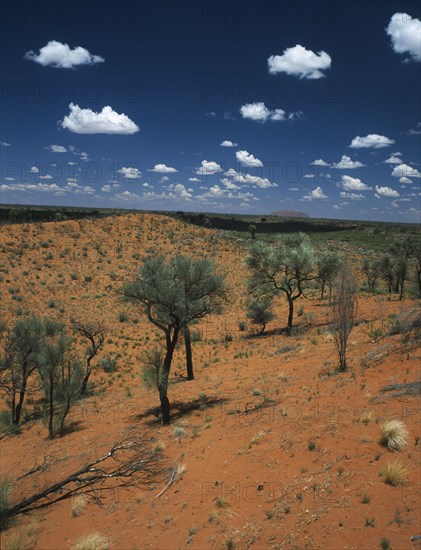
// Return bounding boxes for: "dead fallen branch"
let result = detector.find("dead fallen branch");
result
[1,437,162,526]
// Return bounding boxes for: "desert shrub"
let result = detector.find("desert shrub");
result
[238,320,247,332]
[0,411,21,436]
[380,459,408,486]
[380,420,408,451]
[118,311,128,323]
[99,354,118,373]
[246,297,275,335]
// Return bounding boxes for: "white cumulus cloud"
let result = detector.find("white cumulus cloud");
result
[268,44,332,79]
[236,150,263,167]
[220,140,238,147]
[341,175,371,191]
[61,103,139,134]
[333,155,365,169]
[24,40,104,68]
[239,102,302,123]
[311,158,330,167]
[196,160,223,175]
[391,163,421,178]
[384,154,403,164]
[386,13,421,62]
[399,177,413,184]
[375,185,400,197]
[349,134,395,148]
[148,164,177,173]
[118,166,141,179]
[303,186,327,200]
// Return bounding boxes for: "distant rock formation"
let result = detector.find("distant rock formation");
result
[270,210,309,218]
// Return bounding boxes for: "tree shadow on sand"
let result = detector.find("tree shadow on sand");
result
[128,396,230,426]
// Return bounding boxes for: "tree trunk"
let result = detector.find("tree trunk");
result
[48,373,54,439]
[81,365,91,394]
[81,354,94,394]
[14,376,27,425]
[184,326,194,380]
[59,396,71,437]
[287,296,294,333]
[320,280,325,300]
[159,329,179,425]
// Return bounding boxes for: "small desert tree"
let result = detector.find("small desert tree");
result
[361,258,381,293]
[72,320,107,394]
[123,254,226,423]
[0,317,60,425]
[329,260,357,372]
[248,224,257,239]
[246,233,316,333]
[246,297,275,335]
[389,237,413,300]
[379,254,399,295]
[317,252,341,299]
[37,331,83,438]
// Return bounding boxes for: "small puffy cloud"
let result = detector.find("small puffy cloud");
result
[188,177,200,182]
[268,44,332,79]
[375,185,400,197]
[101,184,112,192]
[0,141,10,147]
[303,174,315,178]
[205,111,216,118]
[341,175,371,191]
[311,159,330,166]
[196,160,223,175]
[61,103,139,134]
[223,169,277,188]
[391,163,421,178]
[350,134,395,148]
[45,144,67,153]
[39,174,53,180]
[240,102,302,123]
[148,163,177,173]
[303,186,327,200]
[118,166,141,179]
[220,140,238,147]
[24,40,104,68]
[220,178,241,190]
[240,102,271,122]
[386,13,421,62]
[399,176,413,184]
[340,191,365,200]
[383,154,403,164]
[30,166,39,173]
[333,155,365,169]
[236,150,263,167]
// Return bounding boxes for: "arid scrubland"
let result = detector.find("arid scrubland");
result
[0,213,420,550]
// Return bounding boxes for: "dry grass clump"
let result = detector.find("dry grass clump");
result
[380,459,408,487]
[380,420,408,451]
[71,494,88,517]
[71,532,111,550]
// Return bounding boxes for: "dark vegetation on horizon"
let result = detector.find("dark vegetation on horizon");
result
[1,203,419,252]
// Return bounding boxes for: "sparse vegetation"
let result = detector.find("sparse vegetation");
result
[380,420,408,451]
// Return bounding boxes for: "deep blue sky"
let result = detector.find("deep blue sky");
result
[1,0,420,221]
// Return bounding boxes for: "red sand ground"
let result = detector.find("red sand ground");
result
[0,213,420,550]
